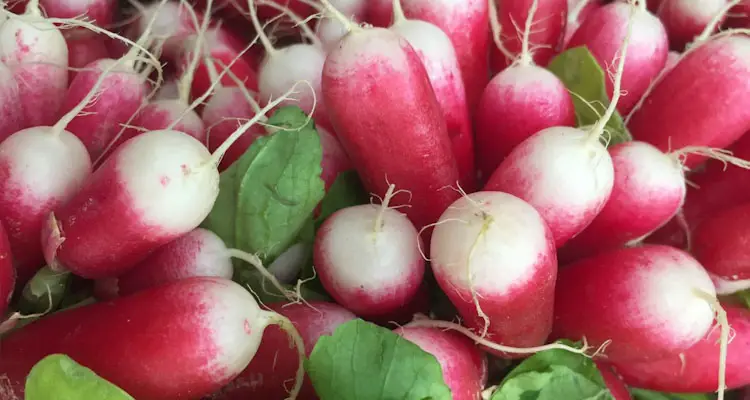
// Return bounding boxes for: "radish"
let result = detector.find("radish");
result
[0,0,69,127]
[64,30,111,83]
[0,62,25,143]
[93,228,234,300]
[725,0,750,28]
[365,0,393,26]
[609,304,750,393]
[313,184,425,319]
[565,0,669,115]
[396,325,489,400]
[319,1,461,234]
[398,0,489,111]
[553,244,719,362]
[692,202,750,280]
[247,0,328,126]
[389,0,476,191]
[475,0,576,180]
[489,0,567,74]
[10,0,118,27]
[0,222,15,318]
[0,277,307,400]
[126,0,201,61]
[0,58,128,288]
[209,301,356,400]
[40,83,301,280]
[563,0,605,47]
[626,34,750,168]
[429,191,557,352]
[313,0,367,51]
[557,141,686,263]
[657,0,729,51]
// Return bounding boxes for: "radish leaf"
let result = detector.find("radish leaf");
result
[18,266,70,315]
[25,354,134,400]
[547,46,632,147]
[305,319,452,400]
[315,170,369,229]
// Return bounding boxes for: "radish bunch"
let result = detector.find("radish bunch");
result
[1,0,750,399]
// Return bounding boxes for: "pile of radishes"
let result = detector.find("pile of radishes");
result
[0,0,750,398]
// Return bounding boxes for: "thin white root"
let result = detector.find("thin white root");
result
[177,0,214,105]
[692,289,730,400]
[487,0,515,62]
[670,146,750,172]
[392,0,406,24]
[373,183,396,233]
[229,248,299,301]
[317,0,361,33]
[255,0,323,47]
[211,57,264,115]
[515,0,539,66]
[404,319,596,356]
[258,311,306,400]
[691,0,743,48]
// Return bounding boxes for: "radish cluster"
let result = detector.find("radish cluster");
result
[1,0,750,399]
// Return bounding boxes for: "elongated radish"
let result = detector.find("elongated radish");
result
[627,34,750,168]
[0,1,69,127]
[0,277,306,400]
[247,0,327,126]
[553,244,717,362]
[0,58,128,287]
[320,2,460,235]
[209,301,356,400]
[658,0,729,51]
[398,0,489,111]
[489,0,567,73]
[609,304,750,393]
[396,326,488,400]
[692,202,750,280]
[389,1,476,191]
[40,84,299,280]
[0,62,25,143]
[566,0,668,115]
[65,30,111,83]
[0,223,15,317]
[476,0,575,180]
[313,185,425,318]
[93,228,233,300]
[557,141,686,264]
[429,191,557,353]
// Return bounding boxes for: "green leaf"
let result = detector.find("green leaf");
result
[491,341,613,400]
[735,289,750,309]
[314,170,369,229]
[630,388,714,400]
[202,106,326,296]
[18,267,71,315]
[305,319,453,400]
[547,46,632,147]
[25,354,134,400]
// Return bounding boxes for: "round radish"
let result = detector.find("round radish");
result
[64,30,111,83]
[563,0,605,47]
[430,191,557,353]
[657,0,728,51]
[0,62,25,143]
[313,185,425,318]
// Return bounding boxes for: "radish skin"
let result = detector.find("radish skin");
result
[566,1,669,115]
[396,326,488,400]
[0,277,306,400]
[430,191,557,353]
[399,0,490,111]
[658,0,728,51]
[0,62,25,143]
[10,0,118,27]
[627,35,750,168]
[129,0,201,61]
[609,304,750,393]
[209,301,356,400]
[0,4,69,127]
[692,203,750,280]
[65,31,111,83]
[320,10,460,234]
[389,3,476,191]
[0,223,15,317]
[313,192,425,318]
[93,228,233,300]
[552,244,717,362]
[563,0,605,47]
[365,0,393,26]
[489,0,567,73]
[558,141,685,263]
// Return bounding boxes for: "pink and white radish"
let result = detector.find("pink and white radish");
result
[396,325,488,400]
[40,83,301,280]
[0,58,128,288]
[0,62,25,143]
[0,0,69,127]
[475,0,575,180]
[313,184,425,319]
[209,301,356,400]
[11,0,118,28]
[626,34,750,168]
[609,304,750,393]
[489,0,567,74]
[389,0,476,191]
[0,277,307,400]
[563,0,605,47]
[692,202,750,281]
[64,30,111,83]
[553,244,719,363]
[126,0,201,61]
[657,0,730,51]
[313,0,367,51]
[319,2,461,235]
[0,222,15,318]
[565,0,668,115]
[398,0,489,111]
[429,191,557,353]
